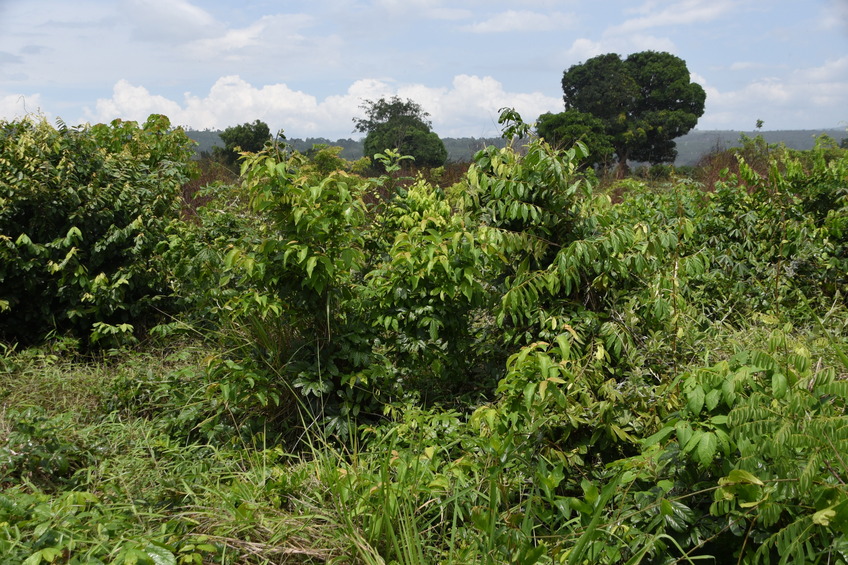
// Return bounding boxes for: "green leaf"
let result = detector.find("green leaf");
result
[523,382,536,413]
[722,377,737,407]
[705,388,722,411]
[772,372,788,399]
[812,507,836,527]
[642,425,675,448]
[719,469,764,486]
[15,233,33,247]
[687,385,705,415]
[696,432,717,466]
[675,421,693,448]
[305,255,318,278]
[581,478,599,506]
[145,545,177,565]
[661,498,695,532]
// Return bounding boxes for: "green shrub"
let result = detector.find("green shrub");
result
[0,115,195,346]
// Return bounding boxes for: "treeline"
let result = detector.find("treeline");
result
[187,127,846,166]
[187,129,510,163]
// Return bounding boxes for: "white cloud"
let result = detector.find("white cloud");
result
[80,75,562,139]
[87,81,183,123]
[185,15,280,59]
[563,34,676,64]
[125,0,220,43]
[608,0,736,35]
[797,55,848,83]
[564,38,604,61]
[0,92,45,120]
[729,61,766,71]
[820,0,848,32]
[697,57,848,129]
[463,10,577,33]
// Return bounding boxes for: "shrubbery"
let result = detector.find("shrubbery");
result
[1,110,847,563]
[0,115,194,346]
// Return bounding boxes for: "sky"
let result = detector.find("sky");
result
[0,0,846,139]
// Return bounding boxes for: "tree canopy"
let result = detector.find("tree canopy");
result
[547,51,706,175]
[535,110,614,169]
[354,97,447,169]
[216,119,271,167]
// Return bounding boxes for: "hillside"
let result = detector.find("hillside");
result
[673,128,847,166]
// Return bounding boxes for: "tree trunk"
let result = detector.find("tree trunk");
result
[615,159,630,179]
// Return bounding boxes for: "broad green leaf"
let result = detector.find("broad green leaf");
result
[305,255,318,278]
[705,388,722,411]
[581,478,599,506]
[642,425,675,448]
[719,469,764,486]
[772,372,788,399]
[722,377,737,407]
[675,421,693,448]
[146,545,177,565]
[687,385,705,415]
[696,432,717,466]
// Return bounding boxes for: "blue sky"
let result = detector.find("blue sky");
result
[0,0,846,139]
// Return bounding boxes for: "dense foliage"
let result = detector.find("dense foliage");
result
[355,97,448,169]
[215,119,272,167]
[549,51,706,174]
[1,110,847,564]
[535,110,613,169]
[0,115,194,346]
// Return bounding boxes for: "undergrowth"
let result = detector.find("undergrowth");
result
[2,112,847,564]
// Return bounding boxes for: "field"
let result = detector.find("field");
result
[1,114,847,564]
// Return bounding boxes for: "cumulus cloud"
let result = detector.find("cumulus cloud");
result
[87,81,183,122]
[81,75,561,139]
[697,57,848,129]
[463,10,577,33]
[0,93,45,120]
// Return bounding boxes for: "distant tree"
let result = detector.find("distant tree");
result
[560,51,706,176]
[306,144,348,175]
[216,119,271,167]
[535,110,614,169]
[841,137,848,150]
[354,97,447,169]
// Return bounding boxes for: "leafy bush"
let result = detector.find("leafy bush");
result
[0,407,94,490]
[0,115,195,346]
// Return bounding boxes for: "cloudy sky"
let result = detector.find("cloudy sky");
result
[0,0,846,139]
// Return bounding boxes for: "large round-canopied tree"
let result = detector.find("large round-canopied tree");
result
[216,119,271,167]
[354,97,447,169]
[553,51,706,175]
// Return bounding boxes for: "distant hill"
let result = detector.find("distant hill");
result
[185,128,847,166]
[673,128,847,166]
